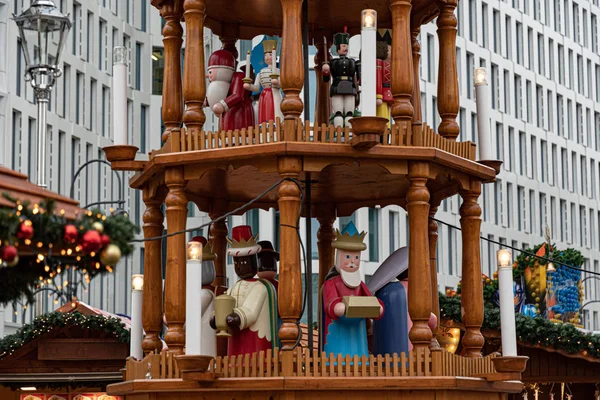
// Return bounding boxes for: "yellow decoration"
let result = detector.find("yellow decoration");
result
[100,244,121,266]
[437,327,461,354]
[92,221,104,233]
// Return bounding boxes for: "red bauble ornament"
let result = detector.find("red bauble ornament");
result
[64,224,79,244]
[81,230,103,253]
[2,245,18,263]
[101,234,111,246]
[17,220,34,240]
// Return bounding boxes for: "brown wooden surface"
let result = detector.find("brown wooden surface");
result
[219,23,240,59]
[142,185,165,355]
[155,0,184,142]
[436,0,460,140]
[182,0,207,136]
[411,27,423,125]
[277,157,303,355]
[208,214,228,287]
[280,0,304,130]
[313,40,332,127]
[164,167,188,355]
[459,183,484,357]
[316,204,335,291]
[428,205,441,349]
[390,0,414,124]
[38,339,128,361]
[407,162,432,350]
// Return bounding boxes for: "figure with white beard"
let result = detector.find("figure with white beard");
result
[321,221,384,358]
[205,49,254,131]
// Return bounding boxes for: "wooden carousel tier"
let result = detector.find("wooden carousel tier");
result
[203,0,440,40]
[119,122,494,217]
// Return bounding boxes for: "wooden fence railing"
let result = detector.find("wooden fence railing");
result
[150,120,476,160]
[125,348,498,381]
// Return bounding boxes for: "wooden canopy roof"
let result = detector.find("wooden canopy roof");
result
[0,166,81,219]
[155,0,440,40]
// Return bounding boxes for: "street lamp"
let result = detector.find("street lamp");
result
[14,0,71,188]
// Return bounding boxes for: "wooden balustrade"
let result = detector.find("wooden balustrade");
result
[150,120,476,161]
[125,348,500,380]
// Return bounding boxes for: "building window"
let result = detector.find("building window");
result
[389,211,398,255]
[140,104,148,152]
[368,208,380,262]
[311,218,319,260]
[152,47,164,95]
[141,0,147,31]
[466,52,474,99]
[135,42,142,90]
[246,209,260,235]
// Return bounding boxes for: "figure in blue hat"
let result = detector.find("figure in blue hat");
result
[320,221,384,358]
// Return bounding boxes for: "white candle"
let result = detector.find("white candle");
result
[497,250,518,357]
[474,68,493,161]
[360,11,377,117]
[272,46,277,74]
[130,274,144,360]
[245,51,251,79]
[186,242,203,355]
[112,46,128,146]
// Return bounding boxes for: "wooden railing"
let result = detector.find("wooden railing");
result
[125,348,498,381]
[149,119,476,160]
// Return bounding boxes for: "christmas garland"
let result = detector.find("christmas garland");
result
[439,293,600,358]
[0,311,130,359]
[0,194,139,305]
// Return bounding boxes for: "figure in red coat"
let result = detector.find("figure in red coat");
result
[321,221,383,358]
[376,29,393,124]
[205,49,255,131]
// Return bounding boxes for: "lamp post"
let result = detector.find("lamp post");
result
[496,249,517,357]
[186,240,203,355]
[131,274,144,360]
[14,0,71,188]
[360,9,377,117]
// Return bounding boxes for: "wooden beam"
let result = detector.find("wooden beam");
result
[390,0,414,124]
[280,0,304,136]
[411,27,422,125]
[428,205,440,350]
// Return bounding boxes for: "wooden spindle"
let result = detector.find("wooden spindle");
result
[390,0,414,124]
[437,0,460,140]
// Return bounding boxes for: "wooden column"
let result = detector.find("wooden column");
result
[390,0,414,124]
[459,182,484,358]
[182,0,207,136]
[436,0,460,140]
[316,205,336,291]
[208,214,228,287]
[277,157,302,359]
[406,162,432,351]
[157,0,184,143]
[219,23,240,60]
[164,167,188,355]
[411,27,422,125]
[141,187,165,355]
[428,206,441,350]
[314,39,332,127]
[280,0,304,138]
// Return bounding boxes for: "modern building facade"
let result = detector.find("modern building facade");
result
[1,0,599,336]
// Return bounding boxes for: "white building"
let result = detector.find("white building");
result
[1,0,599,336]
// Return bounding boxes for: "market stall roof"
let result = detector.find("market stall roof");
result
[0,166,81,219]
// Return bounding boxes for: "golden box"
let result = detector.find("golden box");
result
[342,296,381,318]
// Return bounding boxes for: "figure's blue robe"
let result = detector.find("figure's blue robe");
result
[372,281,409,356]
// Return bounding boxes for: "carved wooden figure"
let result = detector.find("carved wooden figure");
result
[244,41,283,124]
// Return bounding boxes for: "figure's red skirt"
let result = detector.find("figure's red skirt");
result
[258,88,275,124]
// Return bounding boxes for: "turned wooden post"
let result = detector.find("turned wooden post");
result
[411,27,422,125]
[460,182,485,357]
[280,0,304,139]
[436,0,460,140]
[277,157,303,362]
[219,23,240,60]
[406,162,432,350]
[428,205,440,350]
[314,39,332,127]
[155,0,184,143]
[164,167,188,355]
[208,213,228,287]
[390,0,414,124]
[316,205,336,291]
[182,0,207,135]
[141,186,165,355]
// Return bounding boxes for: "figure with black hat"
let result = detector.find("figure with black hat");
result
[321,221,384,358]
[257,240,279,291]
[219,226,278,356]
[322,28,359,128]
[376,29,393,124]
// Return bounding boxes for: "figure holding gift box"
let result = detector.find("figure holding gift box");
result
[321,221,384,358]
[218,226,278,357]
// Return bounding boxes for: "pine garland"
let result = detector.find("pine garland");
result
[0,311,130,359]
[439,293,600,358]
[0,194,139,305]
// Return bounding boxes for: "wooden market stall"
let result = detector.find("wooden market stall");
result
[0,302,129,400]
[104,0,523,398]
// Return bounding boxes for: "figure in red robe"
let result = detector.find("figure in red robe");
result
[376,29,393,123]
[219,226,278,357]
[321,221,383,357]
[205,49,254,131]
